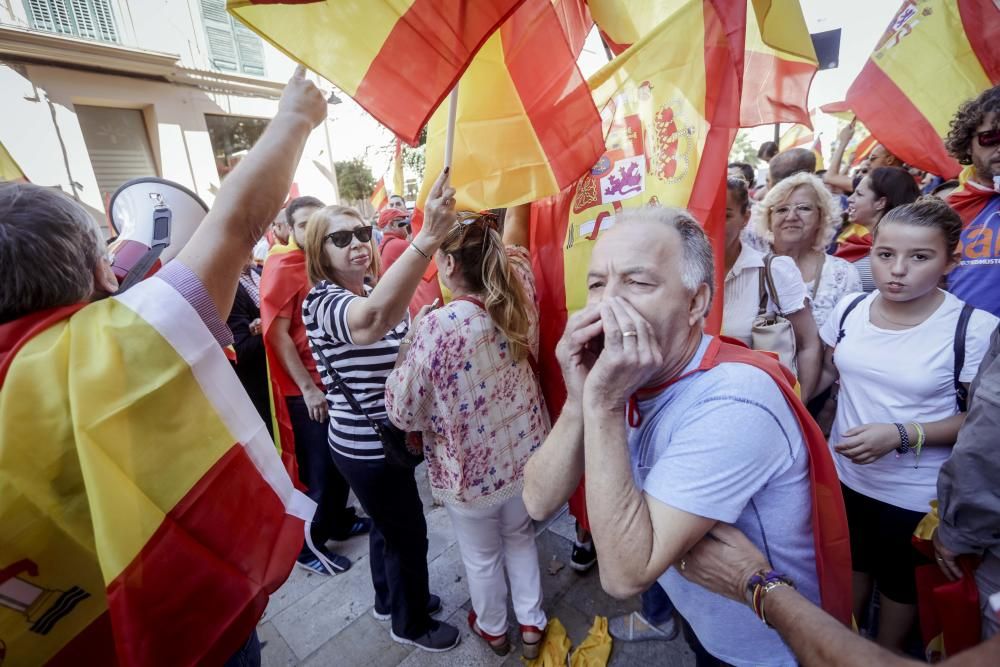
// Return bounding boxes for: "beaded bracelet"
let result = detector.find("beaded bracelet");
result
[894,422,910,456]
[746,570,795,626]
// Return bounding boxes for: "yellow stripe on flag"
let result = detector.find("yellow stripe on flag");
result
[0,140,26,181]
[420,32,558,211]
[564,0,708,313]
[228,0,414,97]
[870,2,991,136]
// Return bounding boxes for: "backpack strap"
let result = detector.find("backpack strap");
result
[835,294,867,344]
[953,303,974,412]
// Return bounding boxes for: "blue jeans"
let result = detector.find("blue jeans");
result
[641,582,674,625]
[223,630,260,667]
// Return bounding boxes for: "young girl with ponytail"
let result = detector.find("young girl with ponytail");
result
[385,206,549,659]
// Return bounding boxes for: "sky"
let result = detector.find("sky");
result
[325,0,903,185]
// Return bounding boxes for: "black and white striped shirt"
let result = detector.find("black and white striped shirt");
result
[302,281,408,460]
[854,255,876,293]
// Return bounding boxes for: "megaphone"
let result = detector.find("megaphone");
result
[107,177,209,291]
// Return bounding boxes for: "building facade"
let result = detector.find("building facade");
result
[0,0,340,232]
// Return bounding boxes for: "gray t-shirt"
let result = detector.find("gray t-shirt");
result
[628,335,820,666]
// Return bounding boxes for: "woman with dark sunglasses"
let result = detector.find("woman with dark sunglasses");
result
[384,205,548,659]
[299,171,460,653]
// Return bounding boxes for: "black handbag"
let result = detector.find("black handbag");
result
[310,340,424,468]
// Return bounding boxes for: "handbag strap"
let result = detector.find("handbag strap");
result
[811,253,825,297]
[758,254,784,315]
[307,337,382,433]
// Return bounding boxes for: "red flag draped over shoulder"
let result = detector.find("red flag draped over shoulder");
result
[0,279,312,665]
[710,339,853,625]
[228,0,528,144]
[260,244,310,483]
[531,0,745,529]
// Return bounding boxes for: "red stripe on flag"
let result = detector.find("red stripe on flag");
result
[845,63,961,178]
[551,0,593,56]
[354,0,527,145]
[502,0,603,188]
[691,0,744,334]
[48,612,119,666]
[105,444,303,666]
[958,0,1000,83]
[740,52,815,127]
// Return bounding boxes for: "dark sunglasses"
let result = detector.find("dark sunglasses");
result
[324,226,373,248]
[976,129,1000,148]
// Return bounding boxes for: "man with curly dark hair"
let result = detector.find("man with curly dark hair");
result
[944,84,1000,317]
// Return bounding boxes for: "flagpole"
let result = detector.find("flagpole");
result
[443,85,459,170]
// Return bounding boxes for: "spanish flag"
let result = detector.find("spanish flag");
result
[0,277,313,665]
[530,0,742,550]
[393,139,405,199]
[416,0,604,212]
[849,133,877,169]
[228,0,526,144]
[592,0,818,128]
[370,177,388,211]
[779,122,814,151]
[836,0,999,178]
[0,140,26,182]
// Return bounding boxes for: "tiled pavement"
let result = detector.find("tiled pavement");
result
[258,465,695,666]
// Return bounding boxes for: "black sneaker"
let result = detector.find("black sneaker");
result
[390,620,460,653]
[570,542,597,573]
[373,594,441,621]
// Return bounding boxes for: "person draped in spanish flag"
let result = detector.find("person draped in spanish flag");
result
[944,85,1000,318]
[0,68,321,666]
[521,208,852,666]
[260,198,370,576]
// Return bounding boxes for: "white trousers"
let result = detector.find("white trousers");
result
[445,494,547,635]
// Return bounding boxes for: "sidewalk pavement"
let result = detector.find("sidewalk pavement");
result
[258,464,695,666]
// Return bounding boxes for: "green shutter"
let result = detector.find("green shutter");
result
[23,0,74,35]
[200,0,238,71]
[23,0,117,42]
[232,20,265,76]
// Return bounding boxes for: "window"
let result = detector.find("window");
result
[76,106,158,206]
[23,0,119,42]
[200,0,266,76]
[205,114,268,180]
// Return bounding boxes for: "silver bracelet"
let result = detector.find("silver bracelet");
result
[409,241,431,259]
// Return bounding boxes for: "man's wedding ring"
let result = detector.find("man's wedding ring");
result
[622,330,638,338]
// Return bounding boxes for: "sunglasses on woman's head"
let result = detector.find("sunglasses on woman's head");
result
[324,226,373,248]
[977,129,1000,148]
[456,210,500,229]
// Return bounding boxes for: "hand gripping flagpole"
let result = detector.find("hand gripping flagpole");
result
[443,85,459,170]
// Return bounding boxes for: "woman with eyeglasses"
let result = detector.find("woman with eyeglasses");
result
[753,171,862,331]
[384,206,548,659]
[723,178,822,400]
[300,172,461,653]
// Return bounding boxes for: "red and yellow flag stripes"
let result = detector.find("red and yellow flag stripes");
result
[228,0,526,145]
[417,0,604,212]
[0,277,313,665]
[530,0,743,417]
[839,0,999,178]
[370,177,388,211]
[591,0,817,128]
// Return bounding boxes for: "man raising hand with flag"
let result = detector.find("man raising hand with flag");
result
[0,66,325,665]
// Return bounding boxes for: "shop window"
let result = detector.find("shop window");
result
[205,114,268,180]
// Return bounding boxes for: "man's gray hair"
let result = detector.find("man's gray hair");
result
[0,182,105,323]
[617,206,715,309]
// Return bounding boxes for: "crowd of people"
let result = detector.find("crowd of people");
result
[2,63,999,666]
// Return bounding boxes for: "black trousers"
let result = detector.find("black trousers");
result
[286,396,354,553]
[330,449,432,639]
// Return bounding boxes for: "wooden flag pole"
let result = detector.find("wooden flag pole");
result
[443,85,459,170]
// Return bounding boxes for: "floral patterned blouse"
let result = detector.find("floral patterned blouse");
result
[385,246,550,508]
[807,255,862,329]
